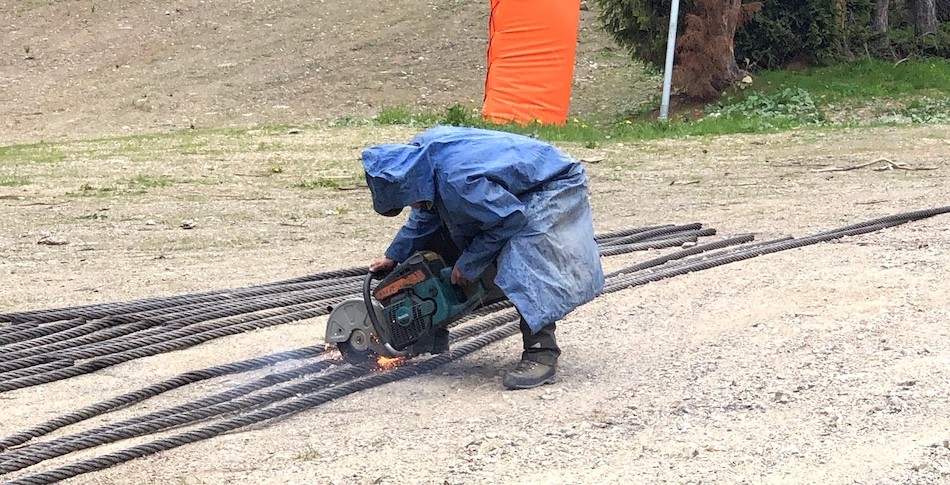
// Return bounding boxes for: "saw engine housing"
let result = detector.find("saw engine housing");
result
[325,251,485,361]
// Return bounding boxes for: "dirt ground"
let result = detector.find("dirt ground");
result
[0,0,648,145]
[1,123,949,484]
[3,1,950,484]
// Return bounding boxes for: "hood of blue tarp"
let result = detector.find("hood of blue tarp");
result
[362,143,436,217]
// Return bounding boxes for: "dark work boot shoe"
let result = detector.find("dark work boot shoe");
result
[503,318,560,389]
[503,359,556,389]
[431,328,450,354]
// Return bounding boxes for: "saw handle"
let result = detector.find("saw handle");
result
[363,271,386,338]
[439,267,487,315]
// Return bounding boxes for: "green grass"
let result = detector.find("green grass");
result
[363,58,950,145]
[0,142,67,164]
[295,176,363,190]
[0,175,30,186]
[68,175,175,197]
[130,175,174,188]
[752,57,950,102]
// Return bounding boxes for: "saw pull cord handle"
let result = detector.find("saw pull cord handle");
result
[362,272,384,338]
[363,271,410,358]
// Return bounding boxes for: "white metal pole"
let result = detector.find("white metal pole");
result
[659,0,681,121]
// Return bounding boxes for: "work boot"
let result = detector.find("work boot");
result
[431,328,450,354]
[503,319,560,390]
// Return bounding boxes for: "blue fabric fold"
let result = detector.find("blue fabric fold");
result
[362,126,604,332]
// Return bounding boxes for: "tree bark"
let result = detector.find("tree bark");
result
[914,0,939,36]
[873,0,890,33]
[937,0,950,21]
[716,0,743,87]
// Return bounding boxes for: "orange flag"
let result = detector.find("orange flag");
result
[482,0,582,126]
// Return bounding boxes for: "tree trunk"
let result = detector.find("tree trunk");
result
[716,0,744,88]
[914,0,939,36]
[937,0,950,21]
[873,0,890,33]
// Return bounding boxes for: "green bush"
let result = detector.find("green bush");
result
[597,0,950,72]
[594,0,696,67]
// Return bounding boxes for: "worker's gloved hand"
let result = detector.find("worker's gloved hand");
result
[451,265,470,286]
[369,256,396,274]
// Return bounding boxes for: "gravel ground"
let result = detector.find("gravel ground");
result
[1,124,948,484]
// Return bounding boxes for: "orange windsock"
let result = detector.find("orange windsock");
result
[482,0,582,126]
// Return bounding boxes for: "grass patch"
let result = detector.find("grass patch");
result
[751,57,950,102]
[295,176,364,190]
[0,142,67,164]
[69,175,175,197]
[0,175,31,186]
[130,175,174,188]
[367,58,950,145]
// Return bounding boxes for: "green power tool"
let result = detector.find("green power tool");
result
[325,251,486,362]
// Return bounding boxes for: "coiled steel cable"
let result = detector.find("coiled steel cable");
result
[0,346,326,451]
[0,296,351,393]
[2,224,679,326]
[599,229,718,257]
[0,308,517,455]
[605,218,937,293]
[0,359,350,473]
[5,207,948,482]
[0,294,346,375]
[0,275,364,326]
[3,320,522,485]
[598,223,704,247]
[595,224,674,243]
[604,234,757,278]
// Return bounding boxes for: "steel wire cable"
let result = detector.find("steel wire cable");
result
[594,224,674,242]
[598,229,718,257]
[0,275,364,326]
[0,346,324,451]
[604,220,925,293]
[0,307,518,455]
[0,320,88,347]
[604,234,757,278]
[0,360,73,383]
[812,205,950,237]
[0,296,351,394]
[2,320,522,485]
[253,267,367,287]
[0,236,753,453]
[0,295,344,375]
[0,320,164,363]
[6,208,947,482]
[598,223,704,247]
[0,358,348,473]
[60,293,353,360]
[0,315,517,476]
[9,207,939,480]
[0,225,693,384]
[4,224,677,326]
[1,320,109,353]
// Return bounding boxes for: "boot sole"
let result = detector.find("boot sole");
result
[503,376,556,390]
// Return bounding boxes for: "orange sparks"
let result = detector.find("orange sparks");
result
[376,355,406,371]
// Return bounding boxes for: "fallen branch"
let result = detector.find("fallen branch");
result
[812,158,937,173]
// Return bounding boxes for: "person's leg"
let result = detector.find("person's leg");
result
[503,317,560,389]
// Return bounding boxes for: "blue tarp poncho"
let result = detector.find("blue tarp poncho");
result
[362,126,604,332]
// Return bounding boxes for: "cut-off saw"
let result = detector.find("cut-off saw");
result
[325,251,486,362]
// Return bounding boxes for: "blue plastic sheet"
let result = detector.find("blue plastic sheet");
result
[362,126,604,332]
